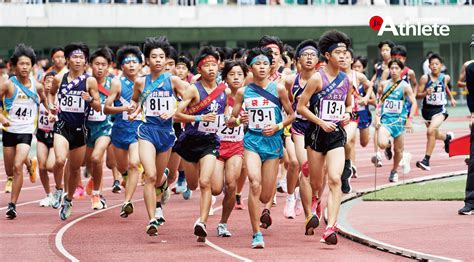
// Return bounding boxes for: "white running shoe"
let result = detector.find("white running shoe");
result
[39,194,52,207]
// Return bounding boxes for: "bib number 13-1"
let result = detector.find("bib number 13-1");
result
[320,100,344,121]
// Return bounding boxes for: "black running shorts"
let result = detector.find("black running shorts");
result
[36,129,54,148]
[2,131,33,147]
[421,107,448,122]
[53,120,87,150]
[174,133,219,163]
[305,124,347,155]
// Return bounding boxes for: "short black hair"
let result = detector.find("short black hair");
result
[168,46,178,64]
[90,47,113,64]
[353,55,368,69]
[217,47,233,61]
[194,46,219,66]
[44,71,57,80]
[245,47,273,66]
[116,45,143,65]
[221,59,249,80]
[388,59,405,69]
[295,39,318,58]
[0,62,6,69]
[231,48,246,60]
[390,45,407,57]
[143,36,171,58]
[318,30,352,54]
[346,48,354,59]
[50,47,65,57]
[426,50,434,58]
[428,53,443,64]
[177,55,192,71]
[257,35,284,53]
[64,42,90,60]
[283,44,295,61]
[378,40,395,50]
[10,43,36,66]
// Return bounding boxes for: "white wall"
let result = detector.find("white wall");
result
[0,4,472,28]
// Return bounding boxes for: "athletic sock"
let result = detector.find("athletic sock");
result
[287,193,295,201]
[156,202,162,208]
[424,155,431,164]
[92,190,100,196]
[177,170,185,184]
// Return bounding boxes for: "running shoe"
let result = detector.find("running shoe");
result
[371,153,383,168]
[458,205,473,215]
[4,177,13,193]
[194,222,207,242]
[28,157,37,183]
[91,195,103,210]
[305,214,320,235]
[416,158,431,171]
[120,201,134,218]
[389,170,398,183]
[251,232,265,249]
[160,169,170,205]
[155,206,166,225]
[277,179,287,193]
[39,194,52,207]
[444,132,454,154]
[235,194,244,210]
[384,141,393,160]
[259,209,272,229]
[73,185,85,200]
[51,188,63,209]
[175,181,187,194]
[351,165,358,178]
[217,223,232,237]
[311,196,322,219]
[59,198,73,221]
[100,195,107,209]
[401,152,412,174]
[5,202,16,219]
[182,187,192,200]
[320,225,338,245]
[85,177,94,196]
[294,188,303,216]
[341,161,352,193]
[112,180,121,193]
[146,219,159,236]
[283,196,296,219]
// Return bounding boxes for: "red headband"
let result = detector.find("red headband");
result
[197,55,218,68]
[265,44,280,52]
[391,54,405,60]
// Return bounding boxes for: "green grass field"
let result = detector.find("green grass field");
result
[363,178,466,201]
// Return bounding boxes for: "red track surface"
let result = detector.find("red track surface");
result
[0,116,469,261]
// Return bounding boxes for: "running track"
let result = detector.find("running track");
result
[0,116,469,261]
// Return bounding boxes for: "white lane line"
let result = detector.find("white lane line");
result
[0,233,56,237]
[195,199,253,262]
[55,199,139,262]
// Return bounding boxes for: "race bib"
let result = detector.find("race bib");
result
[38,105,54,131]
[10,102,36,124]
[88,104,106,122]
[217,115,244,141]
[426,92,445,106]
[320,100,345,121]
[198,114,223,133]
[248,108,276,130]
[383,99,403,114]
[60,94,85,113]
[145,95,175,117]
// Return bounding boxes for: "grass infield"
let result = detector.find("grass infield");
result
[363,178,465,201]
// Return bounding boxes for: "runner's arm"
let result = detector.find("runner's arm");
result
[171,75,190,99]
[404,84,417,118]
[86,77,101,112]
[174,84,201,123]
[284,74,296,103]
[104,78,126,115]
[457,63,467,88]
[278,83,295,128]
[359,73,373,104]
[416,75,428,99]
[0,80,11,125]
[48,75,61,112]
[408,70,418,94]
[444,75,456,106]
[36,82,50,115]
[227,87,244,128]
[297,73,323,126]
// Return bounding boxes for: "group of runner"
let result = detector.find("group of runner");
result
[1,30,458,248]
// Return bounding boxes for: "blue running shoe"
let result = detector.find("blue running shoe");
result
[59,198,73,221]
[251,232,265,249]
[182,187,192,200]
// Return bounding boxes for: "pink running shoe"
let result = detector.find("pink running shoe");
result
[320,225,338,245]
[283,197,296,219]
[73,186,85,200]
[311,196,322,219]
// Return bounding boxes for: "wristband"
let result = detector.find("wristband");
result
[235,118,241,126]
[49,103,55,109]
[195,115,201,122]
[85,96,93,103]
[277,122,284,130]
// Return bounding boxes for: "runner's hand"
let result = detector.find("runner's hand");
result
[319,120,337,133]
[159,111,174,120]
[128,113,138,122]
[81,91,92,102]
[202,112,216,122]
[240,111,249,125]
[450,98,456,107]
[0,118,10,127]
[426,87,433,95]
[262,124,278,137]
[47,113,57,123]
[341,112,351,126]
[127,103,136,114]
[358,97,368,106]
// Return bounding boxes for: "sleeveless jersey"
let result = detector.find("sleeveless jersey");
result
[113,76,141,129]
[57,73,90,125]
[422,73,447,109]
[87,76,112,124]
[142,74,175,130]
[381,80,409,118]
[217,95,244,142]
